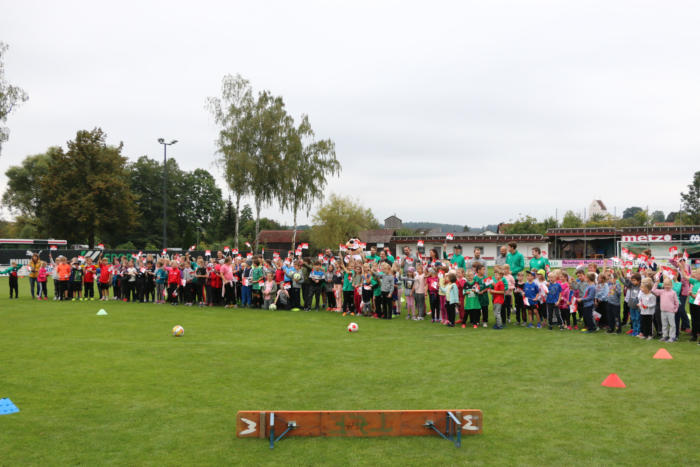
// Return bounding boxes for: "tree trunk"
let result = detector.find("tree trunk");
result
[291,205,298,252]
[254,197,261,252]
[234,192,241,249]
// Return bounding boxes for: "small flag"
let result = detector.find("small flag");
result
[97,243,105,250]
[683,249,689,261]
[162,249,167,256]
[523,297,529,306]
[189,245,196,251]
[232,248,239,255]
[417,240,424,247]
[318,253,324,260]
[246,252,253,259]
[205,250,211,256]
[50,246,57,251]
[446,233,454,240]
[245,242,251,249]
[273,252,280,258]
[339,244,347,252]
[669,246,678,257]
[224,246,230,253]
[301,243,309,250]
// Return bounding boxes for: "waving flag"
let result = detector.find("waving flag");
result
[417,240,424,247]
[245,242,252,249]
[446,233,454,240]
[161,248,167,256]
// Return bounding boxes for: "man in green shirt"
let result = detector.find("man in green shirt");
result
[442,243,466,270]
[529,247,550,272]
[506,242,525,276]
[366,246,381,263]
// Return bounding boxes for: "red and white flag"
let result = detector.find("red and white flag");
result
[205,250,211,256]
[224,246,230,253]
[232,248,239,255]
[669,246,678,257]
[638,254,648,264]
[246,252,253,259]
[318,253,324,260]
[273,252,280,258]
[683,249,689,261]
[189,245,196,251]
[50,245,57,251]
[339,243,347,252]
[245,242,251,249]
[301,243,309,250]
[97,243,105,250]
[161,248,167,256]
[446,233,454,240]
[621,247,629,259]
[417,240,424,247]
[541,250,547,257]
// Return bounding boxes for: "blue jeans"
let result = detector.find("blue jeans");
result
[29,277,38,298]
[241,286,252,306]
[630,308,640,334]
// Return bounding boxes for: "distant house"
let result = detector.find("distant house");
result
[588,200,608,219]
[384,215,402,229]
[256,230,309,256]
[358,229,396,251]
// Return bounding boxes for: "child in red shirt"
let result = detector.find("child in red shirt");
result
[167,261,182,305]
[490,269,506,329]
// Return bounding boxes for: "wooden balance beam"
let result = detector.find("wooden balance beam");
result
[236,409,483,448]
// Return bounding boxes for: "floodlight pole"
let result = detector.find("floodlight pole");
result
[158,138,178,250]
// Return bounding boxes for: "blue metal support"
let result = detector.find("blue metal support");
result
[424,412,462,448]
[268,412,297,449]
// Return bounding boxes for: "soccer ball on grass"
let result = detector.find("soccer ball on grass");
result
[347,322,359,333]
[172,325,185,337]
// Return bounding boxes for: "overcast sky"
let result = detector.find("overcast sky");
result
[1,0,698,228]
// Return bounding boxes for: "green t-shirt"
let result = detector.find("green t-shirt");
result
[251,266,264,290]
[372,277,381,297]
[463,280,480,310]
[367,254,380,263]
[529,256,550,272]
[342,271,354,292]
[688,277,700,297]
[475,275,490,306]
[506,251,525,275]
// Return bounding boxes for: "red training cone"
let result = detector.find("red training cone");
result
[653,348,673,360]
[601,373,626,388]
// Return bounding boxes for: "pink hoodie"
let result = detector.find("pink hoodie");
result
[652,288,680,313]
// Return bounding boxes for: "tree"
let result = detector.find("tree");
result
[666,211,679,223]
[0,42,28,156]
[309,194,379,250]
[280,114,340,250]
[462,225,470,232]
[249,91,288,251]
[128,156,224,248]
[207,74,254,249]
[503,215,542,234]
[41,128,138,245]
[651,210,665,224]
[2,150,53,225]
[622,206,643,219]
[680,171,700,225]
[561,210,583,228]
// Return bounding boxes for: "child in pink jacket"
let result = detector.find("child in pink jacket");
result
[652,279,680,343]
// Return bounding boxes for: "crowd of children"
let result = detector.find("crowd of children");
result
[3,242,700,345]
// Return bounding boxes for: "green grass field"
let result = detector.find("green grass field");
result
[1,279,699,466]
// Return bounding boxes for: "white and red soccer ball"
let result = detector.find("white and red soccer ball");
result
[347,322,359,333]
[172,325,185,337]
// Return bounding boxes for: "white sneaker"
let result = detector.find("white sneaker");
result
[483,322,488,328]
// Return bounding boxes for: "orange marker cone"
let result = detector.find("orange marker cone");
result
[601,373,626,388]
[653,348,672,360]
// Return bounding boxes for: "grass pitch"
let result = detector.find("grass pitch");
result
[1,289,699,465]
